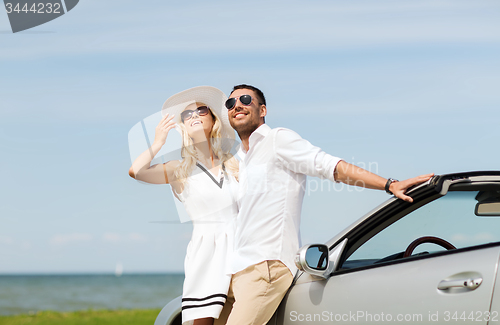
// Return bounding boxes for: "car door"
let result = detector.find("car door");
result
[278,188,500,325]
[281,246,499,324]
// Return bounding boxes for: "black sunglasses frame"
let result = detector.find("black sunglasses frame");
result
[181,106,210,122]
[225,95,253,110]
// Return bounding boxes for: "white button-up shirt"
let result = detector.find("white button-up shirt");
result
[232,124,342,275]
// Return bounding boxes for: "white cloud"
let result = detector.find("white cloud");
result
[102,232,150,244]
[451,232,496,244]
[20,241,31,250]
[474,232,496,242]
[49,233,93,245]
[102,232,121,243]
[0,236,14,245]
[128,233,148,243]
[2,0,500,60]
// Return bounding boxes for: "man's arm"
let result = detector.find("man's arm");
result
[334,160,434,203]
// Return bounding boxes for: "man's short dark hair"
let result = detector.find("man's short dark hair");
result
[231,84,266,106]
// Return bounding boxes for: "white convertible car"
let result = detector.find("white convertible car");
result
[156,171,500,325]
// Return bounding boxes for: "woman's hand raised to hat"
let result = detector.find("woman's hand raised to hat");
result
[128,113,177,184]
[154,113,176,146]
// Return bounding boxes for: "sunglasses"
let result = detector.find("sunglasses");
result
[181,106,210,122]
[225,95,253,110]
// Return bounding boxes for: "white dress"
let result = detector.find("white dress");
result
[176,162,238,324]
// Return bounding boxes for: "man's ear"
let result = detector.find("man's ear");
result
[260,105,267,118]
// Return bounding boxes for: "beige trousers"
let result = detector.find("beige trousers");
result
[215,260,293,325]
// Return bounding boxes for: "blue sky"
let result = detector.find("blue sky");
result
[1,0,499,274]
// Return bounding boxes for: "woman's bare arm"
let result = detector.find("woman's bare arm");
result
[129,114,177,184]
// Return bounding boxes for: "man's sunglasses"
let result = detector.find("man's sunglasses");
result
[181,106,210,122]
[225,95,253,110]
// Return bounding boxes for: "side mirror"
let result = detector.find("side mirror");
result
[295,238,347,278]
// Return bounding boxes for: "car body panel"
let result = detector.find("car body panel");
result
[279,245,500,324]
[155,171,500,325]
[155,296,182,325]
[487,252,500,323]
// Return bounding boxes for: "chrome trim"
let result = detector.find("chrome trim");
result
[438,277,482,290]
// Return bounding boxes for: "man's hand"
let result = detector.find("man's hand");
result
[389,173,434,203]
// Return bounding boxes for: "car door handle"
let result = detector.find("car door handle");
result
[438,277,482,290]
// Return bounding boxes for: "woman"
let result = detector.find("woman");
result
[129,86,238,325]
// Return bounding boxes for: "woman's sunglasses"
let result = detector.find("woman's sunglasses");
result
[225,95,253,110]
[181,106,210,122]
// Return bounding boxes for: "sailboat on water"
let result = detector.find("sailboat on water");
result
[115,262,123,277]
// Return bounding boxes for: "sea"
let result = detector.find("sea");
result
[0,273,184,316]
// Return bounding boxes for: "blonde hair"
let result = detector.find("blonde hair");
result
[174,106,239,184]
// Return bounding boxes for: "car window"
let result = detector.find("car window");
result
[342,190,500,270]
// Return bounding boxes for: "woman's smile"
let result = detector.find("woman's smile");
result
[191,119,203,126]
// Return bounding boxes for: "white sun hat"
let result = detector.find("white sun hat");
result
[161,86,235,147]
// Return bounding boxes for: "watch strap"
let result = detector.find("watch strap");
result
[385,178,399,195]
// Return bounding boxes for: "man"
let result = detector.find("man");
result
[217,84,433,325]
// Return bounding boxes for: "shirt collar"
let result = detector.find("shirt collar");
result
[238,124,271,156]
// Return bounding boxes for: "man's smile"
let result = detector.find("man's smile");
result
[231,109,249,120]
[234,112,247,118]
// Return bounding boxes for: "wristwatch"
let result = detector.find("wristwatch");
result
[385,178,399,195]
